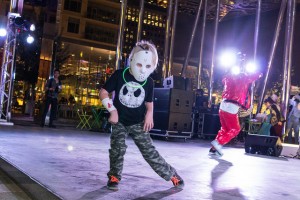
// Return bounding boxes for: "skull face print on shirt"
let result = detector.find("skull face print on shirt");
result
[119,81,145,108]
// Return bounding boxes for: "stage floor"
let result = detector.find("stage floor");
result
[0,125,299,200]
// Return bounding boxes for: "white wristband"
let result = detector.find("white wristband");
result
[102,98,117,112]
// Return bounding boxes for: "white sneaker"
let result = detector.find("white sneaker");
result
[211,140,223,156]
[209,147,222,157]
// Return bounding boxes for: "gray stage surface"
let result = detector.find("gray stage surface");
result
[0,125,299,200]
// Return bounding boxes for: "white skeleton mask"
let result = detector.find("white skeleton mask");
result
[119,82,145,108]
[130,50,156,82]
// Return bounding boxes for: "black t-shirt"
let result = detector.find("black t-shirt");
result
[46,78,62,99]
[102,69,154,126]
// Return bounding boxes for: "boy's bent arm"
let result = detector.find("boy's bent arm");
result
[99,88,118,124]
[99,88,109,100]
[144,102,154,132]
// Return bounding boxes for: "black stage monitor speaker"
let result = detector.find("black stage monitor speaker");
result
[154,88,194,114]
[202,113,221,136]
[153,111,192,132]
[245,134,283,157]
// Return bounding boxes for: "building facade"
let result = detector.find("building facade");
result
[54,0,168,105]
[1,0,168,109]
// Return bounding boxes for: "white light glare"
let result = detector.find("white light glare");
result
[29,24,35,31]
[231,66,240,75]
[67,145,74,151]
[0,28,7,37]
[219,51,237,67]
[26,35,34,44]
[245,62,257,73]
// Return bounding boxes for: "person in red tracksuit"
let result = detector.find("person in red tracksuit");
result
[210,71,262,156]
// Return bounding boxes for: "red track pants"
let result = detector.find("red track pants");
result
[215,109,241,145]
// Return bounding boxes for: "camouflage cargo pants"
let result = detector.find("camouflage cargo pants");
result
[107,122,176,181]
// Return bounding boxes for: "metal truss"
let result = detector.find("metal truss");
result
[0,13,19,124]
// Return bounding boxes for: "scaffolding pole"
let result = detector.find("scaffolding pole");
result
[282,0,296,135]
[208,0,220,104]
[115,0,127,70]
[162,0,173,80]
[257,0,287,114]
[197,0,207,89]
[180,0,203,78]
[250,0,261,114]
[136,0,144,43]
[0,12,20,125]
[168,0,178,78]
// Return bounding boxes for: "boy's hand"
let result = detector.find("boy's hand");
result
[108,110,119,124]
[143,112,154,132]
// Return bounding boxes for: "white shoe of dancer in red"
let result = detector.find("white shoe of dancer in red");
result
[211,140,223,157]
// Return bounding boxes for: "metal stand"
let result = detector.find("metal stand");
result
[150,129,192,141]
[0,13,20,125]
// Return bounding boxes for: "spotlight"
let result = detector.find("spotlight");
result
[0,28,7,37]
[231,66,240,75]
[219,50,237,68]
[29,24,35,31]
[245,62,257,73]
[12,16,35,32]
[26,35,34,44]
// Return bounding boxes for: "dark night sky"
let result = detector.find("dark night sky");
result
[174,4,300,87]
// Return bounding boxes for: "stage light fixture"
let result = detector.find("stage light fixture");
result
[11,16,35,32]
[245,62,257,73]
[29,24,35,31]
[13,16,25,27]
[0,28,7,37]
[231,65,240,75]
[219,50,237,67]
[26,35,34,44]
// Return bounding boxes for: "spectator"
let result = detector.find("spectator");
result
[260,97,283,139]
[68,94,76,104]
[284,96,300,144]
[40,69,62,128]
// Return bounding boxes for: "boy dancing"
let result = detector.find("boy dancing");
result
[99,41,184,190]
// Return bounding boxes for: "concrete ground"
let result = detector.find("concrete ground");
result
[0,124,299,200]
[0,168,31,200]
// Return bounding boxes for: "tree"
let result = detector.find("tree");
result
[52,35,71,71]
